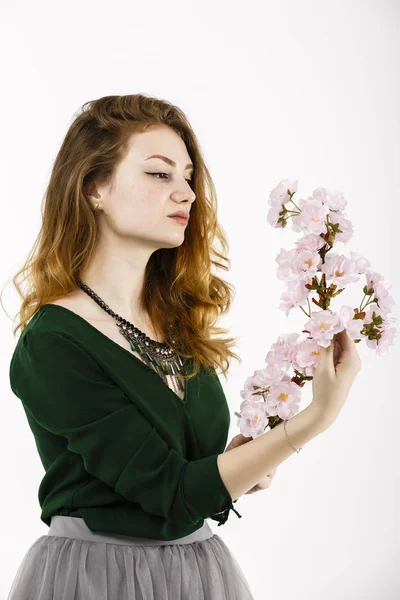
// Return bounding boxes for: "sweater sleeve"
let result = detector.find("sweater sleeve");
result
[10,329,234,526]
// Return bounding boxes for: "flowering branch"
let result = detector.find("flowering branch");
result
[235,180,396,439]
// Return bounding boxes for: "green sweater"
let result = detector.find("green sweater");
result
[9,304,241,541]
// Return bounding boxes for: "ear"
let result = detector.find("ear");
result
[85,180,103,204]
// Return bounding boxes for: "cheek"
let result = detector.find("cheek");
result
[113,191,148,222]
[112,196,165,236]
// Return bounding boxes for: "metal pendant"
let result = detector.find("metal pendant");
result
[118,324,186,398]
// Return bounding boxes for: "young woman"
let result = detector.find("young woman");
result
[6,94,361,599]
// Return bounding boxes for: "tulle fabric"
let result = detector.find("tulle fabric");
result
[7,516,254,599]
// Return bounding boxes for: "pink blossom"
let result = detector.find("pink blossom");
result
[267,200,285,229]
[363,303,388,322]
[303,310,343,347]
[279,280,311,316]
[362,301,396,353]
[269,179,298,204]
[276,247,320,285]
[365,271,385,293]
[295,233,326,253]
[374,278,392,298]
[382,316,397,331]
[265,380,302,420]
[240,388,260,403]
[252,365,285,388]
[241,374,259,396]
[349,251,371,275]
[265,333,301,370]
[320,253,360,286]
[339,305,365,340]
[328,213,354,244]
[276,248,302,282]
[377,294,395,314]
[235,400,268,438]
[363,302,397,329]
[240,365,286,403]
[292,197,330,235]
[365,327,396,356]
[310,187,348,213]
[364,273,395,315]
[293,338,322,376]
[294,249,321,281]
[363,303,396,332]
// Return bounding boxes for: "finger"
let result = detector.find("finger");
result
[333,337,342,367]
[234,434,249,445]
[335,329,357,357]
[316,338,336,378]
[257,479,271,489]
[335,329,360,367]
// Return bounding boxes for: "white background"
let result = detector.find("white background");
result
[1,1,399,598]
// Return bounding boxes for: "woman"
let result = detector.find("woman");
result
[6,94,361,599]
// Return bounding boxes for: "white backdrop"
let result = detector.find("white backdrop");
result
[0,1,399,598]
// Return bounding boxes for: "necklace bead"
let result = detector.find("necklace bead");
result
[76,279,187,401]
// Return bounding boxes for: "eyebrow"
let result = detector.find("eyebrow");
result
[145,154,194,173]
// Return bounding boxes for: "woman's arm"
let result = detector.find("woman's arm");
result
[217,404,330,501]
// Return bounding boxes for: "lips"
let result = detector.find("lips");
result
[168,215,188,225]
[167,211,189,222]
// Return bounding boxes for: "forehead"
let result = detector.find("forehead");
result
[126,126,190,161]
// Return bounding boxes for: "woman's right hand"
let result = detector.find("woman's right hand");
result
[310,329,362,427]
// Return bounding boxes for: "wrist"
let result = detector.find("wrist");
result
[306,401,336,433]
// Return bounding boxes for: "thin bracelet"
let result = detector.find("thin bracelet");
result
[283,419,303,454]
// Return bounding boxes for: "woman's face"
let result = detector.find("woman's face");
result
[92,124,196,252]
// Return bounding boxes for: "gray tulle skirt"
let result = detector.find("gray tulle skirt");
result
[6,516,254,599]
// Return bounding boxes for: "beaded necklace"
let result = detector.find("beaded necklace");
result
[77,279,186,399]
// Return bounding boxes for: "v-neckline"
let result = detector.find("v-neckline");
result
[37,304,189,406]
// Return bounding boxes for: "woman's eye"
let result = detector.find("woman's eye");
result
[147,172,193,186]
[148,172,168,180]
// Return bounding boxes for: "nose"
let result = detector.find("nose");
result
[172,187,196,204]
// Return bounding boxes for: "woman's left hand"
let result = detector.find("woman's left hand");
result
[224,433,277,495]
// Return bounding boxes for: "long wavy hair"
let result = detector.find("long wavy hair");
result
[4,93,241,381]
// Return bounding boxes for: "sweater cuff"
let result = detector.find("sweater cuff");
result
[182,453,234,521]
